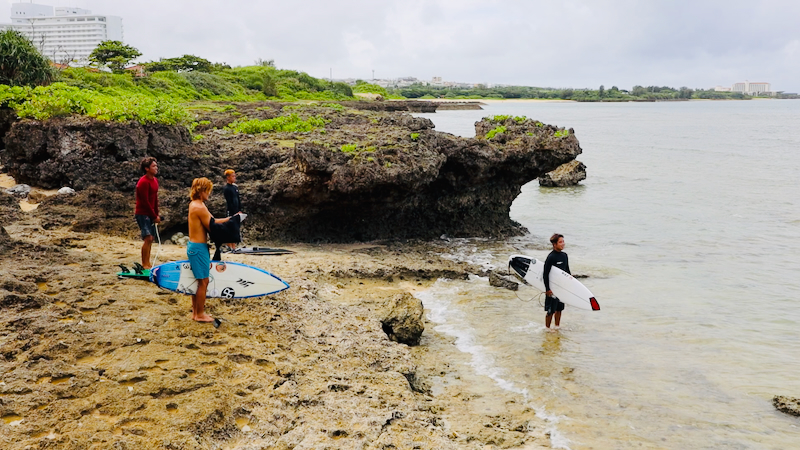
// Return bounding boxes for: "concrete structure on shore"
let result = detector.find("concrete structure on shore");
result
[0,2,123,64]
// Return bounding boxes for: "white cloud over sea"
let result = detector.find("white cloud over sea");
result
[3,0,799,91]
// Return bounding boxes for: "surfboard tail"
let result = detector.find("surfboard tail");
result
[508,255,531,282]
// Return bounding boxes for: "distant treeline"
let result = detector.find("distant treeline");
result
[390,84,756,101]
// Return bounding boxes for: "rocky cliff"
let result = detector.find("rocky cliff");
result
[1,102,582,242]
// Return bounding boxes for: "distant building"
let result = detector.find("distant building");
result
[714,86,732,92]
[732,81,772,95]
[0,2,123,64]
[125,64,147,77]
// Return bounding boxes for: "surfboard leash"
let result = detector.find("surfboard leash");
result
[515,289,545,306]
[151,223,162,267]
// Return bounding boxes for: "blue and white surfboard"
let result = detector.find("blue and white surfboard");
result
[151,260,289,299]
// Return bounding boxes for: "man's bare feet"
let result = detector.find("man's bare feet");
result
[193,313,214,323]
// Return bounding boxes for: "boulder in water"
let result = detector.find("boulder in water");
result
[539,160,587,187]
[489,272,519,291]
[773,395,800,417]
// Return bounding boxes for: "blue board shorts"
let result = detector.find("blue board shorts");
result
[186,242,210,279]
[135,215,156,240]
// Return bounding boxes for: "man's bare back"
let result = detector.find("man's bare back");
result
[188,198,211,243]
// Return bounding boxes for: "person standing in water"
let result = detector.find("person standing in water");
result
[187,177,232,323]
[543,233,569,331]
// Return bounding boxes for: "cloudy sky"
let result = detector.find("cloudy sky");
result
[4,0,799,91]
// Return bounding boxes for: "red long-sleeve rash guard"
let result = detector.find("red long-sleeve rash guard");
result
[134,176,159,219]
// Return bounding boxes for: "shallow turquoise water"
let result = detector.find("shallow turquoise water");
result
[414,100,800,449]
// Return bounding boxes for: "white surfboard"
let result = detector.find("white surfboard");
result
[151,260,289,299]
[508,254,599,311]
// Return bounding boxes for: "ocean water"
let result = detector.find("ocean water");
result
[413,100,800,449]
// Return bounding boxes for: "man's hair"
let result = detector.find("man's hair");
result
[140,157,157,174]
[550,233,564,245]
[190,177,213,200]
[224,169,235,177]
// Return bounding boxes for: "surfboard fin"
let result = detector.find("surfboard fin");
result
[133,262,145,275]
[118,264,130,274]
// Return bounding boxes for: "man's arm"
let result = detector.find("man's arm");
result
[153,183,160,222]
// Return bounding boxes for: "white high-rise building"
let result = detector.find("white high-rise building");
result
[0,2,123,64]
[732,81,772,95]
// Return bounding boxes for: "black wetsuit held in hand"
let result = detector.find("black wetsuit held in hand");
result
[543,250,569,314]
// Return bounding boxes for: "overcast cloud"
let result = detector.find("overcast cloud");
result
[3,0,799,91]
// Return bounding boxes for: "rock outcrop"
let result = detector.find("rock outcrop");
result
[1,103,583,242]
[538,159,587,187]
[379,293,425,346]
[0,191,20,221]
[773,395,800,417]
[489,271,519,291]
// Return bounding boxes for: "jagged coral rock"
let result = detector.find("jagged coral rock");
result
[2,104,583,242]
[539,159,587,187]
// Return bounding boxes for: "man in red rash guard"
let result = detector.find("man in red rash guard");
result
[134,157,161,269]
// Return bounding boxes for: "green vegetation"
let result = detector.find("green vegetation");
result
[488,115,528,123]
[143,55,214,73]
[0,30,55,87]
[391,83,754,101]
[1,83,189,124]
[341,144,358,152]
[226,114,327,134]
[485,125,506,140]
[1,32,765,132]
[554,129,570,138]
[353,81,389,97]
[89,40,142,74]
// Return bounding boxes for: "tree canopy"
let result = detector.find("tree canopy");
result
[143,55,213,73]
[89,40,141,74]
[0,29,55,87]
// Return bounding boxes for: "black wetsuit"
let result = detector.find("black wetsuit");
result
[223,183,241,217]
[543,250,570,314]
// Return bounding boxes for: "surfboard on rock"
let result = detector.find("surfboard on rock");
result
[150,260,289,299]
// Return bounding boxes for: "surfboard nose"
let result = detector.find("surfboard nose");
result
[590,297,600,311]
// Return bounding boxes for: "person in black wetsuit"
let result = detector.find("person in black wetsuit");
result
[222,169,241,217]
[543,233,569,331]
[222,169,242,250]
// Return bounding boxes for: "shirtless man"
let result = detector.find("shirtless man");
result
[187,177,231,322]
